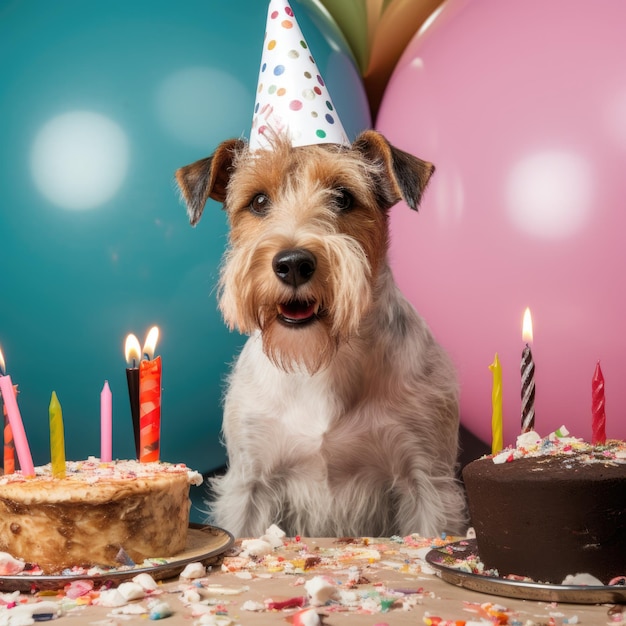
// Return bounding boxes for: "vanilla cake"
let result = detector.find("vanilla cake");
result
[0,458,203,574]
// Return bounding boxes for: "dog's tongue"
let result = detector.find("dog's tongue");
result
[278,301,316,321]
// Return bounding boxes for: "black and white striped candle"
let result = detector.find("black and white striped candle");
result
[521,308,535,433]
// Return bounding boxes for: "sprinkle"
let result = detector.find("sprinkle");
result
[241,539,273,557]
[133,572,159,591]
[117,581,146,601]
[266,596,306,610]
[179,562,206,579]
[241,600,265,612]
[148,599,173,620]
[305,575,338,606]
[64,579,94,599]
[115,547,135,566]
[293,608,321,626]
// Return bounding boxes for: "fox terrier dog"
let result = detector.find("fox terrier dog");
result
[176,130,467,538]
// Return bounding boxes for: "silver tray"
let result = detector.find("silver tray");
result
[0,523,234,592]
[425,539,626,604]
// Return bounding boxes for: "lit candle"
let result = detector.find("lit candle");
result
[124,334,141,459]
[489,353,503,454]
[591,361,606,445]
[0,378,17,475]
[0,347,16,474]
[3,406,16,474]
[100,381,112,462]
[521,307,535,433]
[49,391,66,478]
[0,348,35,477]
[139,326,161,463]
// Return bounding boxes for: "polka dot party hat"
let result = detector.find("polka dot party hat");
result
[249,0,350,151]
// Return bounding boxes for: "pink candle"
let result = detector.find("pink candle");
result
[0,374,34,477]
[591,361,606,445]
[100,380,113,462]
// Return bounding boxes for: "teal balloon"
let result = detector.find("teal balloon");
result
[0,0,370,480]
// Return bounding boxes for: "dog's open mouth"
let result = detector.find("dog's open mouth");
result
[277,300,319,325]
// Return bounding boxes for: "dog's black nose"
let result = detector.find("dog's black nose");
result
[272,248,316,288]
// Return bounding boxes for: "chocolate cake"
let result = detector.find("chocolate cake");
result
[0,458,203,574]
[462,429,626,584]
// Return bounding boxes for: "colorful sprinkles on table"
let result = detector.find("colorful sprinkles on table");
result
[0,531,585,625]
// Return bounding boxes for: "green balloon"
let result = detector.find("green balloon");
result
[319,0,370,73]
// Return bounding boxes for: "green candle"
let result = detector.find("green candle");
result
[49,391,66,478]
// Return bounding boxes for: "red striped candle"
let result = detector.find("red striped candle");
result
[591,361,606,445]
[2,384,16,474]
[139,356,161,463]
[0,375,34,477]
[139,326,161,463]
[0,348,33,477]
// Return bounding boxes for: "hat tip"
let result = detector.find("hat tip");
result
[249,0,350,151]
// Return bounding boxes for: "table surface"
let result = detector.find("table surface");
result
[1,534,620,625]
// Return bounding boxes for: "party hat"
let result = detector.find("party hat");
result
[249,0,350,151]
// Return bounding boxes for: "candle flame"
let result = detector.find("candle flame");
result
[124,334,141,366]
[522,307,533,344]
[0,347,5,376]
[142,326,160,360]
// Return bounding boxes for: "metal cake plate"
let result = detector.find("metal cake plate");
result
[426,538,626,604]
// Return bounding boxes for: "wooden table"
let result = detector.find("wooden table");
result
[1,535,620,625]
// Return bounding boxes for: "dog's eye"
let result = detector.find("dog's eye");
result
[333,188,354,212]
[249,193,270,216]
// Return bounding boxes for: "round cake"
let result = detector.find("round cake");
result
[462,428,626,585]
[0,458,203,574]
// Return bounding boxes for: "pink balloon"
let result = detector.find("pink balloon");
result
[377,0,626,448]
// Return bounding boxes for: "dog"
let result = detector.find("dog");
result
[176,129,467,538]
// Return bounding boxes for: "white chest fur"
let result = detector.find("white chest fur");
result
[223,333,340,461]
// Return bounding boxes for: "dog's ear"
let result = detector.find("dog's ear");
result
[352,130,434,211]
[175,138,245,226]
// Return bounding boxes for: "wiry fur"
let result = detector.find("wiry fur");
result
[176,130,467,537]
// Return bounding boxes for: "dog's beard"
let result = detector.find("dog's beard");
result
[261,316,339,373]
[218,234,373,374]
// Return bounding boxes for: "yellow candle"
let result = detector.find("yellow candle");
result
[489,353,503,454]
[49,391,66,478]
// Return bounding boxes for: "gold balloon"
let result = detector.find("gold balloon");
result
[366,0,444,119]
